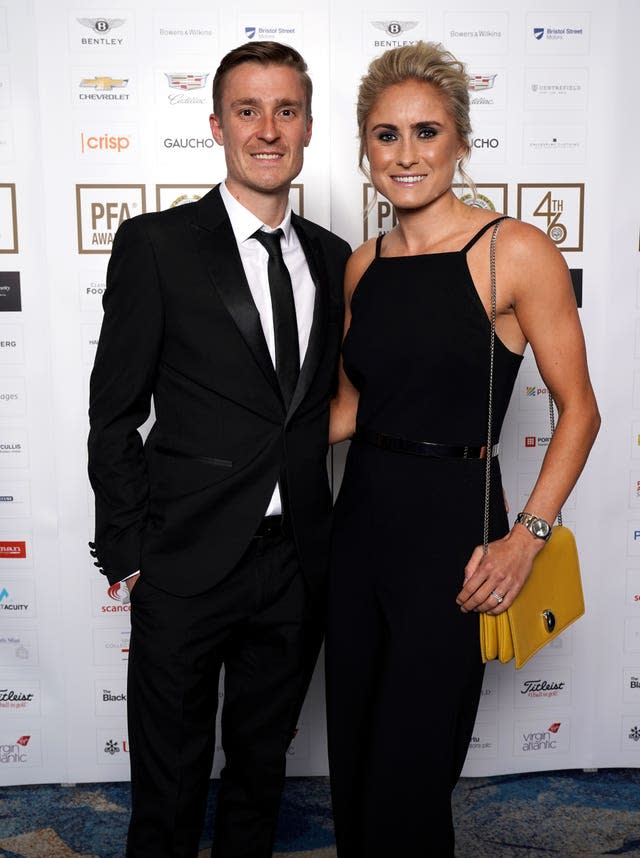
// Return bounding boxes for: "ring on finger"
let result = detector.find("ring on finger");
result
[490,590,504,604]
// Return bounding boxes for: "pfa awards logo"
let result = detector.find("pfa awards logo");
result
[517,184,584,252]
[362,184,396,241]
[76,184,146,254]
[0,185,17,253]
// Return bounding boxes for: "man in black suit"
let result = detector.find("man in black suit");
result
[87,41,350,858]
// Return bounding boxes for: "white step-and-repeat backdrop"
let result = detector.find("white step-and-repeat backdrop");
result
[0,0,637,784]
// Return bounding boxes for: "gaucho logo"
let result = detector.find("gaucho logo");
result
[163,137,214,149]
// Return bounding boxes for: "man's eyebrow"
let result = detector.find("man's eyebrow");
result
[229,97,304,110]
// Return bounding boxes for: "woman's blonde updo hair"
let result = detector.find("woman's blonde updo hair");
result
[357,41,475,194]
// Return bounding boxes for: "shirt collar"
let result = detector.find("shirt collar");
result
[219,181,293,247]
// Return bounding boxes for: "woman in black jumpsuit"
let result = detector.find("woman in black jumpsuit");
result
[326,41,600,857]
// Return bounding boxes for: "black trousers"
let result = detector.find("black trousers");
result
[125,530,321,858]
[325,548,485,858]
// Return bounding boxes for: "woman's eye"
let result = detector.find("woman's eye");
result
[378,132,397,142]
[418,127,437,139]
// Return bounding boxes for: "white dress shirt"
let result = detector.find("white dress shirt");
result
[219,181,316,517]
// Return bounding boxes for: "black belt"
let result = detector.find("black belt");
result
[353,427,499,460]
[253,515,285,538]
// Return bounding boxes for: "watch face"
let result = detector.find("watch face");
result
[532,518,550,538]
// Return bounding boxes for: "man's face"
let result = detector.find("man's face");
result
[210,62,312,202]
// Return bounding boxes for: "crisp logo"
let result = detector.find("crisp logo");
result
[80,132,130,153]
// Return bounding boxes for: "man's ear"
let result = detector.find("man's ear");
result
[210,113,224,146]
[304,115,313,147]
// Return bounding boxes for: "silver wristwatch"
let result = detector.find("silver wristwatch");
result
[515,511,552,542]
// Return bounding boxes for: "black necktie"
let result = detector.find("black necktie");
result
[252,228,300,406]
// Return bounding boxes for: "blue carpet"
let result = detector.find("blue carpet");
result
[1,770,640,856]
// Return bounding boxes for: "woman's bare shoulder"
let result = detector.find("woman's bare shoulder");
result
[344,237,378,300]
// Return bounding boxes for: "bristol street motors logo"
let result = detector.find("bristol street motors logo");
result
[76,184,146,253]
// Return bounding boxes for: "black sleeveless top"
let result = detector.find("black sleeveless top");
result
[343,217,523,447]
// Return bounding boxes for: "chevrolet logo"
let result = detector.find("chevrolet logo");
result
[80,77,128,91]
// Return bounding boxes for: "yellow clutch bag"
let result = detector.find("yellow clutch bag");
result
[479,525,584,669]
[479,221,585,669]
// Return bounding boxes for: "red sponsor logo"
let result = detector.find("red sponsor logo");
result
[548,722,561,734]
[0,541,26,558]
[16,735,30,746]
[107,582,123,601]
[524,436,536,448]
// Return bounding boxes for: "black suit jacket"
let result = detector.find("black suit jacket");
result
[88,186,350,596]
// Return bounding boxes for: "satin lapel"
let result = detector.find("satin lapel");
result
[287,217,329,418]
[190,189,280,396]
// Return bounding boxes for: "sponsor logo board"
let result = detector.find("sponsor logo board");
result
[76,184,146,254]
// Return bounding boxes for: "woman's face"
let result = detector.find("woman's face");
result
[364,78,465,212]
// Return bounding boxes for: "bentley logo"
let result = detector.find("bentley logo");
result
[77,18,125,33]
[371,21,419,36]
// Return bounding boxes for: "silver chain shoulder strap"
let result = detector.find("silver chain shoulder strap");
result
[482,221,501,556]
[482,219,561,557]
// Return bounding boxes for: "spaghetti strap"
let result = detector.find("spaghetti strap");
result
[461,216,510,254]
[375,233,385,258]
